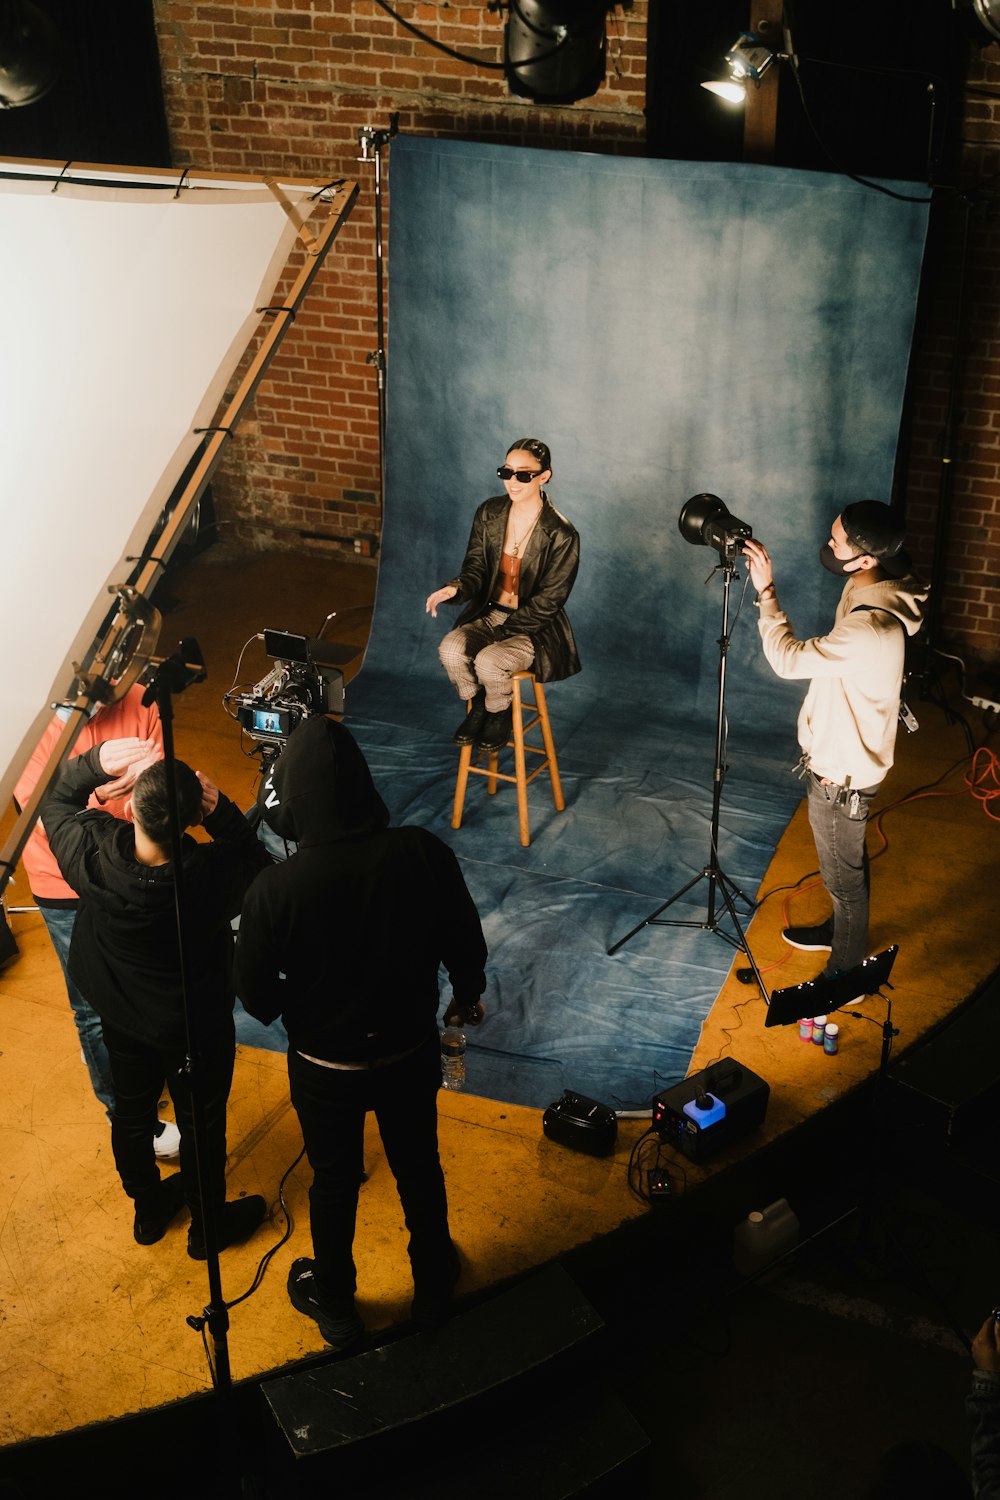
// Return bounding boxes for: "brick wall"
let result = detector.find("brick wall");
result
[902,43,1000,674]
[152,0,648,558]
[152,2,999,670]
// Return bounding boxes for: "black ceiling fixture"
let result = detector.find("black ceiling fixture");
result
[0,0,170,165]
[0,0,59,109]
[504,0,622,105]
[374,0,631,106]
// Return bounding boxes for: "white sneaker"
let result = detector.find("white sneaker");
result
[153,1119,181,1158]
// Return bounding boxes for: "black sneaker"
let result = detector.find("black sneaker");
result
[287,1258,366,1350]
[453,689,487,745]
[187,1195,267,1260]
[476,706,513,752]
[782,920,833,952]
[134,1174,187,1245]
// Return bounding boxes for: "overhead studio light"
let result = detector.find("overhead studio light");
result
[504,0,615,106]
[701,31,777,106]
[972,0,1000,44]
[0,0,59,109]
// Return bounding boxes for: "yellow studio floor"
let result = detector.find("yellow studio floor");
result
[1,546,996,1447]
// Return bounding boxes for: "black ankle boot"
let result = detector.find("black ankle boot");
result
[453,688,487,745]
[134,1175,187,1245]
[476,705,513,751]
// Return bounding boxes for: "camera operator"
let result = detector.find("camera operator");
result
[743,503,928,982]
[45,737,272,1255]
[234,714,487,1351]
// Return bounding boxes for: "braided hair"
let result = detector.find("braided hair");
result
[506,437,551,475]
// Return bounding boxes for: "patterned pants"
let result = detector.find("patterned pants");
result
[438,609,535,712]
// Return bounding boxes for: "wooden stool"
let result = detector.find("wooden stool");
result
[452,672,565,848]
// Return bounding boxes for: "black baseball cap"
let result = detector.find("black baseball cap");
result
[841,501,910,579]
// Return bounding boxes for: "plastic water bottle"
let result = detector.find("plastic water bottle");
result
[441,1026,466,1090]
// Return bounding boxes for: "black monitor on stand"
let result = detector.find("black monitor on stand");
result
[765,946,899,1028]
[765,945,900,1078]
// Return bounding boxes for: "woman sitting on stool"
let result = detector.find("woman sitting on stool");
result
[425,438,581,751]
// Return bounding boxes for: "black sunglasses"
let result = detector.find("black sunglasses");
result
[497,465,543,483]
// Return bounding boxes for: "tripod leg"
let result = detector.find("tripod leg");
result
[715,872,769,1000]
[607,869,708,956]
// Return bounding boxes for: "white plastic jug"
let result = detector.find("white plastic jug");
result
[733,1197,800,1276]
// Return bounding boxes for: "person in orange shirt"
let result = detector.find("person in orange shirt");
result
[14,685,179,1158]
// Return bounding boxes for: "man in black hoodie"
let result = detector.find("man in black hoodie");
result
[234,715,487,1349]
[46,736,271,1255]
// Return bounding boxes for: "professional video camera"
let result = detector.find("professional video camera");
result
[228,628,346,746]
[678,493,753,562]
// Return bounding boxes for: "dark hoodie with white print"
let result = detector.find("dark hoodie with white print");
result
[234,715,487,1063]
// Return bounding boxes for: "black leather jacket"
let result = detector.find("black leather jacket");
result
[446,494,581,682]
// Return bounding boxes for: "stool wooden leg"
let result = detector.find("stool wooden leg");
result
[452,743,473,830]
[533,680,565,812]
[486,751,500,794]
[511,676,530,846]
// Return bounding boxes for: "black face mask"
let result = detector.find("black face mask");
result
[819,543,866,576]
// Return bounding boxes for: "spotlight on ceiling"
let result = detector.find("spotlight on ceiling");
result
[0,0,59,109]
[504,0,619,106]
[701,31,777,106]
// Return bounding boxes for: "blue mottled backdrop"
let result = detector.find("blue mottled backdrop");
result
[244,139,929,1111]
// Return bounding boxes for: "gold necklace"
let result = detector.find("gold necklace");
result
[510,504,542,557]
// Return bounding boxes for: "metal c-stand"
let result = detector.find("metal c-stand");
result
[140,639,241,1413]
[607,550,767,998]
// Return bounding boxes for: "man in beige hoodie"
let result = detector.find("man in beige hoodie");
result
[743,502,928,980]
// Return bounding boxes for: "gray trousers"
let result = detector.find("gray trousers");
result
[806,771,879,976]
[438,609,535,711]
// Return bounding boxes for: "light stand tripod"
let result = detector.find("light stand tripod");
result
[358,116,398,516]
[607,551,767,998]
[142,638,251,1496]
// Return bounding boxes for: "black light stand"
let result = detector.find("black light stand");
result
[358,116,398,515]
[607,519,767,998]
[141,637,245,1492]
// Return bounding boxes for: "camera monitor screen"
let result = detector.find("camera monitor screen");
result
[251,707,293,738]
[263,630,309,663]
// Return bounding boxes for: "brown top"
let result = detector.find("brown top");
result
[497,549,521,607]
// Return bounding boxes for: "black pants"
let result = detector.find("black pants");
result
[288,1035,452,1306]
[102,1019,235,1239]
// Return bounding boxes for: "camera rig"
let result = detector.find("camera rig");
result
[229,628,346,746]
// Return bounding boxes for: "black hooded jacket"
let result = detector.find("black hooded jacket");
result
[46,745,271,1051]
[234,716,488,1063]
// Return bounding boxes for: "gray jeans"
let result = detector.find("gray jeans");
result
[438,609,535,712]
[806,772,879,977]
